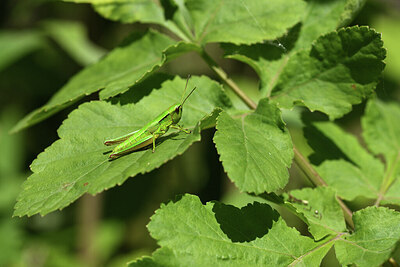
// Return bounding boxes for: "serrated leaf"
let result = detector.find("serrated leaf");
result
[214,98,293,194]
[335,207,400,267]
[285,187,346,240]
[12,30,200,133]
[224,26,385,119]
[223,0,365,96]
[130,194,332,266]
[270,26,385,119]
[14,76,231,217]
[75,0,305,45]
[182,0,305,45]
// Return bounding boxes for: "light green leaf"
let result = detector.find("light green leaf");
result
[12,30,200,133]
[0,31,43,72]
[362,99,400,205]
[362,100,400,173]
[335,207,400,267]
[130,194,332,266]
[310,121,384,202]
[270,26,385,119]
[183,0,305,45]
[214,98,293,194]
[42,20,106,66]
[372,14,400,81]
[285,187,346,240]
[72,0,305,45]
[223,0,365,96]
[14,76,231,217]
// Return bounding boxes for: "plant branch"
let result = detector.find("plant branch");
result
[199,50,257,110]
[200,49,356,229]
[293,146,355,229]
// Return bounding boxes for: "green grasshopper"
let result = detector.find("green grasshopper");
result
[104,76,197,159]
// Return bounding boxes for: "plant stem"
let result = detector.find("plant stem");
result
[200,49,356,229]
[200,50,257,110]
[293,147,354,229]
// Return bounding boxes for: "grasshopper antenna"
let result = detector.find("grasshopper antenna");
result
[182,86,197,105]
[180,74,191,103]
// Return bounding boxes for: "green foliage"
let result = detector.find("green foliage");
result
[14,76,231,216]
[214,99,293,193]
[129,194,332,266]
[311,99,400,205]
[335,207,400,267]
[11,30,200,133]
[8,0,400,266]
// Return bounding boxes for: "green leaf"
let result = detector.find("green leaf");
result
[372,14,400,81]
[285,187,346,240]
[130,194,332,266]
[310,102,400,206]
[362,99,400,205]
[14,76,231,217]
[74,0,305,45]
[42,20,106,66]
[362,99,400,173]
[270,26,385,119]
[224,25,385,119]
[0,30,43,72]
[213,98,293,194]
[310,121,385,202]
[335,207,400,267]
[182,0,305,45]
[12,30,200,133]
[223,0,365,96]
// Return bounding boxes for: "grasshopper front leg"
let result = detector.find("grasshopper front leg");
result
[170,124,191,134]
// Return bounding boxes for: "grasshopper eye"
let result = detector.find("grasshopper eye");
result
[175,106,181,113]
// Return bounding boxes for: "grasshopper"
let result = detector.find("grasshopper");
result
[104,76,197,159]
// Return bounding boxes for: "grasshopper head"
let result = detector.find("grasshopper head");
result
[171,104,183,124]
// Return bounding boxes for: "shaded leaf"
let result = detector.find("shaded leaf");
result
[311,111,400,206]
[43,20,106,66]
[12,30,200,132]
[311,121,385,201]
[223,0,365,96]
[214,98,293,194]
[270,26,385,119]
[130,194,332,266]
[335,207,400,267]
[362,99,400,205]
[14,76,231,217]
[285,187,346,240]
[0,30,43,72]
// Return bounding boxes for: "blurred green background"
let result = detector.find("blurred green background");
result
[0,0,399,266]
